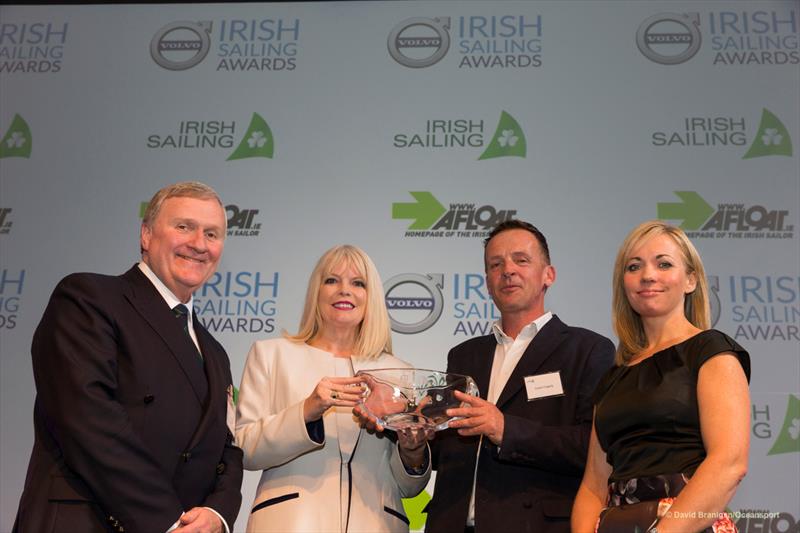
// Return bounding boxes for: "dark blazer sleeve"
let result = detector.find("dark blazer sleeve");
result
[29,274,185,532]
[496,330,615,476]
[203,438,243,528]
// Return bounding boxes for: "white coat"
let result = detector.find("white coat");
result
[235,338,430,533]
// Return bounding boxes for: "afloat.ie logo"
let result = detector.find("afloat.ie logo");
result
[479,111,526,160]
[636,13,701,65]
[227,113,274,161]
[657,191,714,230]
[151,21,212,71]
[388,17,450,68]
[0,114,32,159]
[392,191,518,239]
[768,395,800,455]
[743,108,793,159]
[657,191,794,238]
[393,192,446,229]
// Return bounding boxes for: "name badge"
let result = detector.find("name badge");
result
[524,372,565,401]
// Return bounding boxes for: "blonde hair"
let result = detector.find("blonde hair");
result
[286,245,392,360]
[612,220,710,364]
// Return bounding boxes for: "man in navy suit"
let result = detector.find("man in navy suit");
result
[425,220,615,533]
[14,182,242,533]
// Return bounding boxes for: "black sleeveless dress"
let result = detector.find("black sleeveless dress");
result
[592,330,750,531]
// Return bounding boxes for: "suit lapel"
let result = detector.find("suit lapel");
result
[186,321,225,448]
[121,266,208,405]
[495,315,568,409]
[469,336,495,401]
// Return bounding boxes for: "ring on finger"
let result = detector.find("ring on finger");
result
[331,391,338,400]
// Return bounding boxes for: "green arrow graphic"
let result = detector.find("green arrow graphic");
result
[657,191,715,230]
[0,114,32,159]
[478,110,526,160]
[743,108,792,159]
[768,395,800,456]
[402,490,431,531]
[227,112,274,161]
[392,192,446,230]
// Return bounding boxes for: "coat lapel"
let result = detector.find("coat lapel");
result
[468,336,495,401]
[121,266,208,405]
[186,321,225,449]
[495,315,568,409]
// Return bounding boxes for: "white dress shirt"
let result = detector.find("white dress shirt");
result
[466,311,553,526]
[137,262,200,352]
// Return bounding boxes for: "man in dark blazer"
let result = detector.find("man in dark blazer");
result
[14,182,243,533]
[425,220,615,533]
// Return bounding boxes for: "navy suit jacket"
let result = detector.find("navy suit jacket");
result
[425,315,614,533]
[14,266,243,533]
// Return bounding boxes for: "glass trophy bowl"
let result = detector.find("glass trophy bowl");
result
[356,368,479,432]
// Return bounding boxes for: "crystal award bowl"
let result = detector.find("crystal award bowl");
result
[356,368,480,432]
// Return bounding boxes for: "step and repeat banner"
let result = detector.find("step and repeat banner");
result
[1,1,798,531]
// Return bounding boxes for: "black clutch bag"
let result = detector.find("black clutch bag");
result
[596,500,660,533]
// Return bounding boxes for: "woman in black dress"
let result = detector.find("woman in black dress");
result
[572,221,750,533]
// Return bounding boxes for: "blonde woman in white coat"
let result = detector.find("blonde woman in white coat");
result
[236,245,431,533]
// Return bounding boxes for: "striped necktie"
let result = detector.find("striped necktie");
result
[172,304,203,362]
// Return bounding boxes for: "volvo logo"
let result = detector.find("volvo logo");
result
[384,273,444,334]
[388,17,451,68]
[636,13,701,65]
[151,21,212,71]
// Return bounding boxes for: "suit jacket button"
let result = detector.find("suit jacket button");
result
[216,462,226,474]
[181,452,192,462]
[143,394,155,404]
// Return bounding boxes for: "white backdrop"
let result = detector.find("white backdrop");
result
[1,1,798,531]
